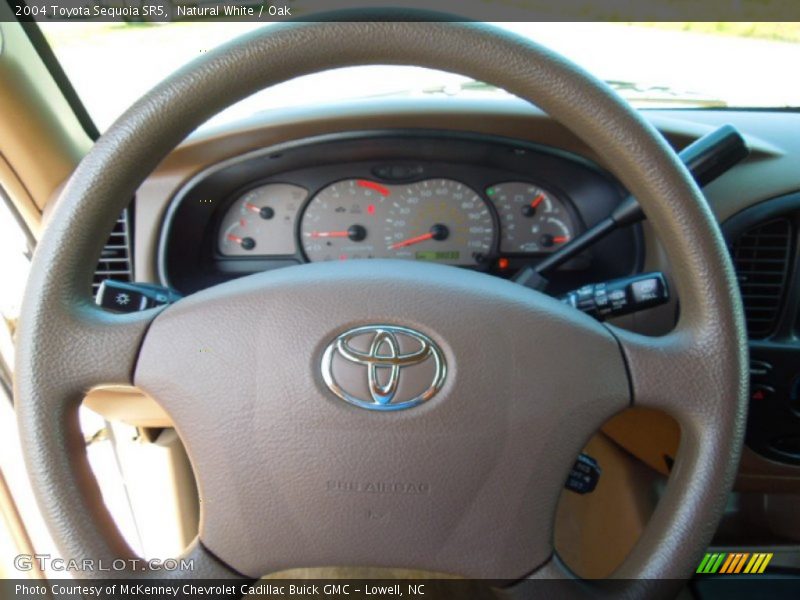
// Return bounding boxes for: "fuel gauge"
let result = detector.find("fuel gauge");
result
[218,183,308,256]
[487,182,577,254]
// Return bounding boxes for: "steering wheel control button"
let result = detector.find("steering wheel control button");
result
[321,324,446,411]
[630,276,662,303]
[565,453,601,494]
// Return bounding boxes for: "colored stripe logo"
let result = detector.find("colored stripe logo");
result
[696,552,773,574]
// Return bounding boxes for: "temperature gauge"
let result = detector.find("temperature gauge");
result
[218,183,308,256]
[487,182,577,254]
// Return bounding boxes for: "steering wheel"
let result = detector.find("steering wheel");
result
[15,18,747,597]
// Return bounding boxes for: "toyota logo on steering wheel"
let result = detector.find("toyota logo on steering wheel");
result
[321,325,446,411]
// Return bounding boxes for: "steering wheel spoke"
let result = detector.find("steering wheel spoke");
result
[18,303,160,398]
[609,324,748,424]
[15,299,247,578]
[610,328,704,413]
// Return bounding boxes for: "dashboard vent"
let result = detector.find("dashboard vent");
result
[92,209,133,296]
[731,218,792,338]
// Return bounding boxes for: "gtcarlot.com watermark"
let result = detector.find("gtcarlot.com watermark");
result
[14,553,193,572]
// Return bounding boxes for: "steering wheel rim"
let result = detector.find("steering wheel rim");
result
[15,17,747,594]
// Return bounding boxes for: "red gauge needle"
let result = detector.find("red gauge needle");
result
[227,234,243,243]
[390,232,435,250]
[244,202,261,214]
[306,231,350,238]
[531,194,545,208]
[553,236,570,244]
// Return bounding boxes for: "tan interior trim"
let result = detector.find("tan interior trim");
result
[555,432,664,579]
[736,447,800,492]
[0,154,42,237]
[603,408,800,493]
[83,386,172,429]
[602,408,680,478]
[0,17,90,216]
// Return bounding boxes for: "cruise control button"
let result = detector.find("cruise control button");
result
[629,277,662,303]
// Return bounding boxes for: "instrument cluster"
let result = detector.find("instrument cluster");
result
[217,176,578,268]
[160,132,638,295]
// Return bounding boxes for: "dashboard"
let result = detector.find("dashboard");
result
[117,100,800,496]
[70,95,800,569]
[159,131,639,295]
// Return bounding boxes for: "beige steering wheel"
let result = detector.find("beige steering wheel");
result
[15,18,747,598]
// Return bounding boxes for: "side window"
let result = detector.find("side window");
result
[0,188,56,579]
[0,190,33,383]
[0,190,177,570]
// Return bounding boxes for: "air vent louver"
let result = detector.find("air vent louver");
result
[731,218,792,339]
[92,209,133,296]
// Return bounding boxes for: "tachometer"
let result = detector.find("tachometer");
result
[300,179,390,261]
[487,182,577,254]
[385,179,494,266]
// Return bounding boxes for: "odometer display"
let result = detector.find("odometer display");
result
[415,250,460,261]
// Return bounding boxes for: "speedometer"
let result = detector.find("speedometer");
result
[384,179,494,266]
[300,178,496,266]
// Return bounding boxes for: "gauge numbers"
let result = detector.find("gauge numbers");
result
[300,179,391,261]
[385,179,494,266]
[218,183,308,256]
[487,182,577,253]
[300,178,495,266]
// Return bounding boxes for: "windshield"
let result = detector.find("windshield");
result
[40,21,800,132]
